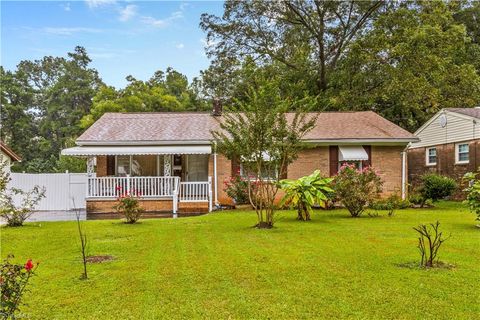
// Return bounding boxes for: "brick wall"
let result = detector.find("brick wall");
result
[216,154,234,205]
[371,146,404,196]
[94,145,406,206]
[408,139,480,198]
[287,147,329,179]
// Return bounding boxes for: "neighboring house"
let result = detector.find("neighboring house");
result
[62,106,417,215]
[0,141,22,173]
[408,108,480,195]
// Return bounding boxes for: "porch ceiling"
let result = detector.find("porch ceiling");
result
[61,145,211,156]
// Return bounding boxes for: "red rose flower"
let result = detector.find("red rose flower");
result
[25,259,34,272]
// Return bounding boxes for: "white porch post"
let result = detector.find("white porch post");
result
[213,143,219,206]
[401,151,407,200]
[126,174,131,195]
[172,177,178,219]
[208,176,213,212]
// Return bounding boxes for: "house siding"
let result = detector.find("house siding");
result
[410,111,480,148]
[408,139,480,199]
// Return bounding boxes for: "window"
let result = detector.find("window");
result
[426,147,437,165]
[116,156,130,176]
[116,155,163,176]
[240,161,278,181]
[338,161,363,171]
[456,143,469,164]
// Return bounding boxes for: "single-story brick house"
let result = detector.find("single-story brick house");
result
[408,108,480,196]
[0,140,22,173]
[62,108,417,216]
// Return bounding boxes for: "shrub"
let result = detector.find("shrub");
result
[463,171,480,222]
[224,174,250,205]
[279,170,334,221]
[417,174,457,207]
[334,164,383,217]
[1,255,39,318]
[370,193,411,216]
[113,188,143,223]
[0,162,46,227]
[413,221,449,268]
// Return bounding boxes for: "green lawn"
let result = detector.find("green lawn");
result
[2,202,479,319]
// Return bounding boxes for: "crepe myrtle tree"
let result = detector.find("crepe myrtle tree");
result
[211,83,316,228]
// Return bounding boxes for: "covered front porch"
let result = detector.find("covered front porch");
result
[61,145,216,217]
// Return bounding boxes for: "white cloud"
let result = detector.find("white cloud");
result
[85,0,116,9]
[176,43,185,49]
[119,4,137,22]
[42,27,103,36]
[141,3,185,28]
[62,3,71,12]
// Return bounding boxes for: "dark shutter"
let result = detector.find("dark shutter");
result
[329,146,339,176]
[231,155,240,177]
[362,145,372,168]
[107,155,115,176]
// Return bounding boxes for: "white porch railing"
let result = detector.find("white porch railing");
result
[86,176,180,198]
[86,176,212,214]
[179,177,212,202]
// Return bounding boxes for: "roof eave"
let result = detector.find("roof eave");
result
[77,137,418,146]
[77,140,213,146]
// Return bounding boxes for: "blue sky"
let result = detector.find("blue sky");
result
[1,0,224,88]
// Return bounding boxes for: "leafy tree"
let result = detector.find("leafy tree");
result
[212,81,316,228]
[280,170,334,221]
[200,0,383,97]
[81,68,208,128]
[320,1,480,131]
[1,46,102,172]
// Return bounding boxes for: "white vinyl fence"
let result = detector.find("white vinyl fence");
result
[8,172,88,211]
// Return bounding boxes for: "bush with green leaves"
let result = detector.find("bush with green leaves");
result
[113,187,144,223]
[1,255,39,318]
[417,174,457,207]
[463,171,480,222]
[334,164,383,217]
[0,161,46,227]
[370,193,411,216]
[279,170,334,221]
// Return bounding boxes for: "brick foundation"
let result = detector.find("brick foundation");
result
[87,199,209,214]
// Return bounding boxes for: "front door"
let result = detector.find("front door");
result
[186,155,209,181]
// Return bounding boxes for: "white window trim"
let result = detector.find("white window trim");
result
[425,147,437,166]
[455,143,470,164]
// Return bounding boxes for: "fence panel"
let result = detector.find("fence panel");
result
[8,173,87,210]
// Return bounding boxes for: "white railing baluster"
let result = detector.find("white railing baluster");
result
[86,176,212,205]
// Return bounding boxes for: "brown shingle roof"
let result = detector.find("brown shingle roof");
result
[77,111,416,145]
[446,108,480,119]
[0,141,22,162]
